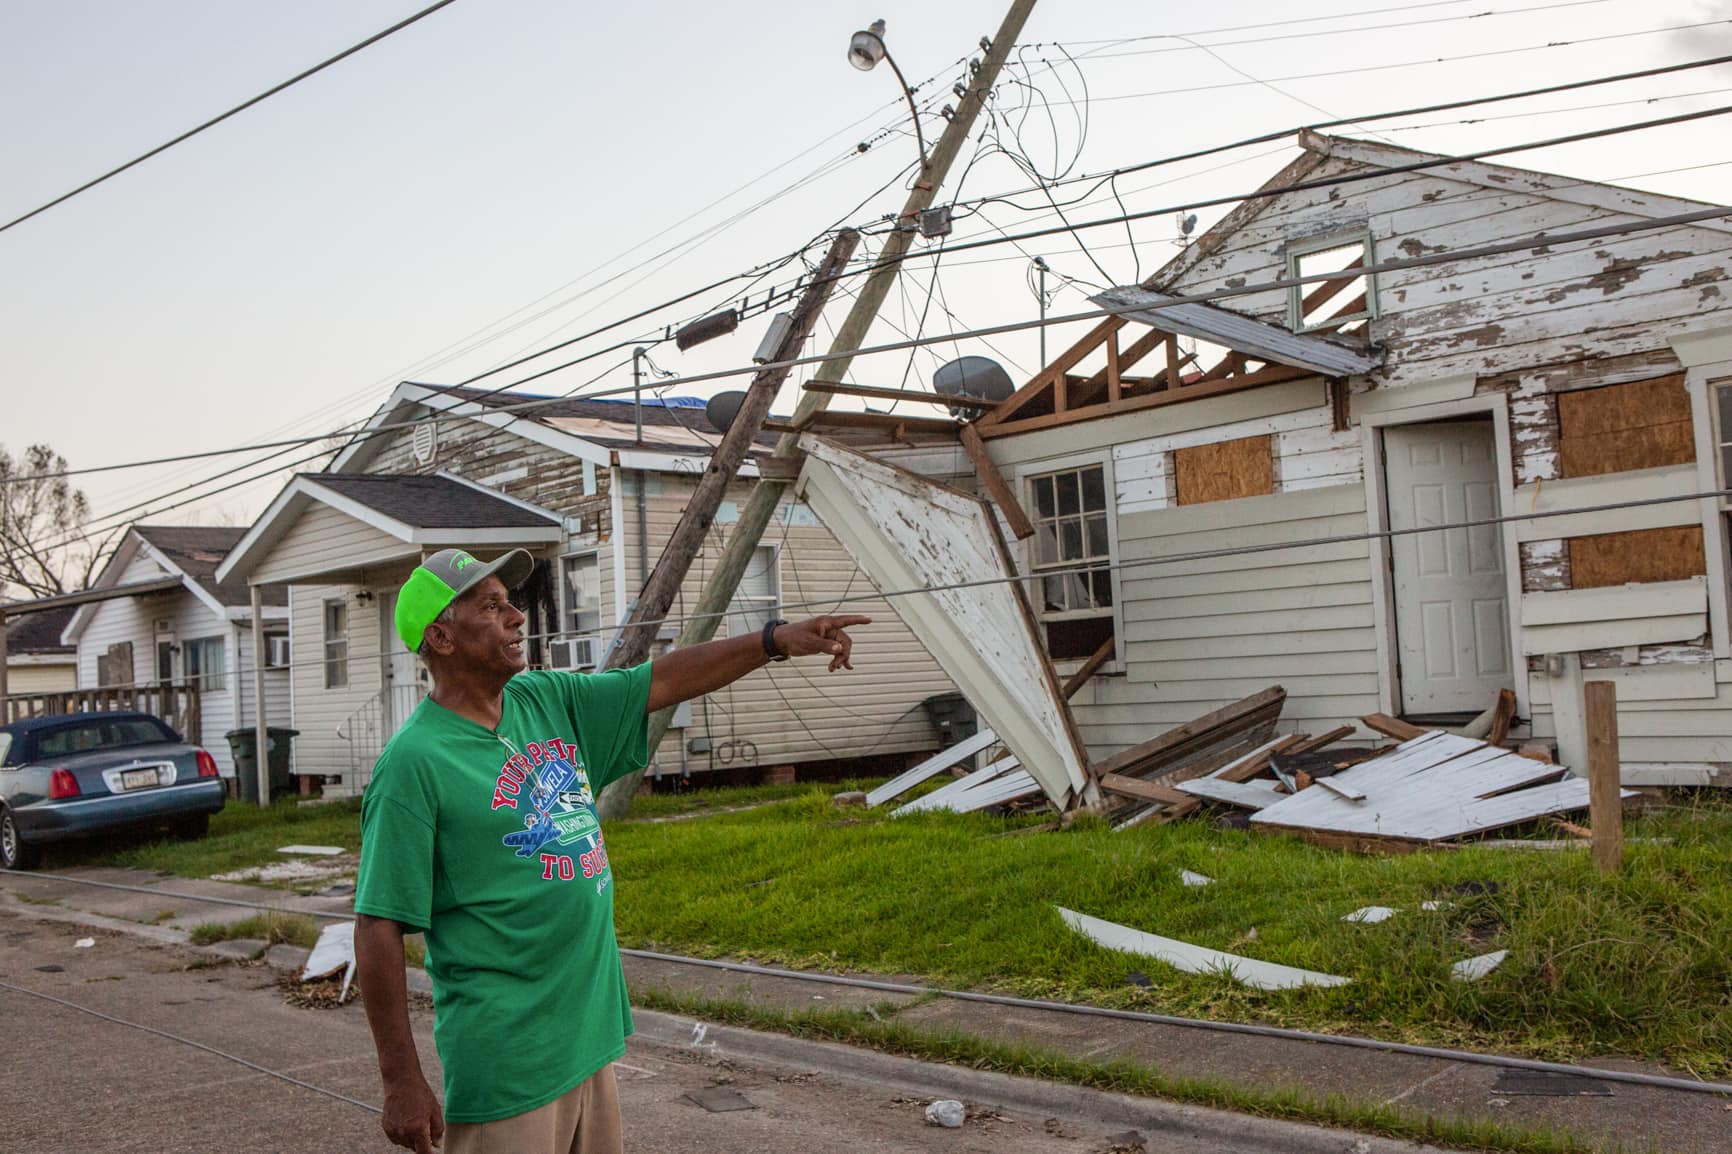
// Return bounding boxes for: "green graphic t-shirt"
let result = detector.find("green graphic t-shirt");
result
[354,664,652,1123]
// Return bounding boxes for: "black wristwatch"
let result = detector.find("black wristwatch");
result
[762,618,790,662]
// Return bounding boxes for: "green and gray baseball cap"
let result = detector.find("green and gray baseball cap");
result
[396,547,535,651]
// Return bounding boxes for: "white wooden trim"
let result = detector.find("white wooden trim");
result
[131,538,229,621]
[1523,614,1708,656]
[1685,363,1732,658]
[1349,373,1476,418]
[1057,907,1350,991]
[612,447,762,477]
[1509,465,1699,542]
[1521,578,1707,626]
[1359,391,1528,722]
[1529,661,1716,705]
[1668,327,1732,369]
[1620,763,1718,786]
[62,533,148,643]
[332,383,614,473]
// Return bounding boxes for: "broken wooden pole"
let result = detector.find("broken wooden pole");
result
[1585,680,1623,874]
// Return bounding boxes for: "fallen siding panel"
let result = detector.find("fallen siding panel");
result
[1058,907,1350,991]
[796,437,1088,809]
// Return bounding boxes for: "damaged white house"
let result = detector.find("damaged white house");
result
[795,131,1732,805]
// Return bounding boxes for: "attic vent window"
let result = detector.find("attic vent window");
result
[412,420,438,465]
[1288,232,1376,335]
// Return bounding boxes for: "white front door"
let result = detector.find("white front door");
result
[379,591,428,734]
[1384,420,1513,715]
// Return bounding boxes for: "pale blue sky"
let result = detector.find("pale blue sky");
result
[2,0,1728,544]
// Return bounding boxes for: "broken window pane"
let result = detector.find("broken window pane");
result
[1035,524,1059,565]
[1032,474,1055,518]
[1292,237,1373,332]
[1081,467,1105,512]
[1060,519,1083,561]
[1086,515,1109,558]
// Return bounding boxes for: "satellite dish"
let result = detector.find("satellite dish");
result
[705,390,747,433]
[932,356,1014,417]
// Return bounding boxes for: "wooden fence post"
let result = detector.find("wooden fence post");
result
[1585,680,1623,874]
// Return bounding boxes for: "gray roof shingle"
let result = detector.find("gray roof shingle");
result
[308,473,559,530]
[133,525,287,610]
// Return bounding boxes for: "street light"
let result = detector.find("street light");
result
[848,19,927,170]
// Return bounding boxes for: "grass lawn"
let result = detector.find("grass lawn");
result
[44,796,363,881]
[605,788,1732,1079]
[54,779,1732,1077]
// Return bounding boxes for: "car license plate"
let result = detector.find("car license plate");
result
[121,768,159,791]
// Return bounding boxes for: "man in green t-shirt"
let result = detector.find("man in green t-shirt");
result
[354,547,868,1154]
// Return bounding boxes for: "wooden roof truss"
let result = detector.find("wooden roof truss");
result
[973,316,1317,440]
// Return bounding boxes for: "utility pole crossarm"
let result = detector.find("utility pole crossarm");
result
[601,229,860,676]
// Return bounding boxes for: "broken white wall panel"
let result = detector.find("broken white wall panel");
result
[1314,776,1367,802]
[1179,870,1214,887]
[1509,464,1699,543]
[1057,907,1350,992]
[796,436,1089,810]
[1529,662,1716,706]
[1093,287,1381,377]
[1451,949,1509,983]
[1521,578,1708,628]
[892,755,1019,815]
[866,728,999,807]
[1176,777,1286,810]
[1250,731,1636,843]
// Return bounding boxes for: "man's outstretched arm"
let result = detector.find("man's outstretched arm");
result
[355,914,444,1153]
[646,615,868,714]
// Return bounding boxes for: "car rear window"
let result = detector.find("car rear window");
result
[0,733,13,767]
[33,717,177,759]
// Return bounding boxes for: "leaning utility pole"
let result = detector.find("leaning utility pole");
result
[598,0,1039,819]
[595,231,859,789]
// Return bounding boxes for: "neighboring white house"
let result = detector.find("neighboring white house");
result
[810,131,1732,790]
[3,606,77,698]
[214,384,959,795]
[63,526,290,777]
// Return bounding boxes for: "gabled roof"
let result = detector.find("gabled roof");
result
[215,472,565,586]
[132,525,287,610]
[311,474,562,530]
[61,523,292,646]
[4,606,76,656]
[1147,130,1732,291]
[329,381,777,476]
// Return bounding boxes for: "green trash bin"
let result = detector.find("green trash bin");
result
[226,727,300,804]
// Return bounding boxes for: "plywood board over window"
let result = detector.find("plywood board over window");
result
[1570,525,1707,589]
[1557,374,1695,478]
[1174,434,1274,505]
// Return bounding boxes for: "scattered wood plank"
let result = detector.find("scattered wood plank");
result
[755,455,804,480]
[1060,636,1116,700]
[1315,775,1366,802]
[1212,735,1305,783]
[1360,713,1429,742]
[1100,773,1196,808]
[1092,687,1286,780]
[1286,726,1355,755]
[1488,689,1518,746]
[1517,742,1555,764]
[801,380,998,410]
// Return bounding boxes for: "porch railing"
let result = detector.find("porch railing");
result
[3,684,201,739]
[335,682,426,792]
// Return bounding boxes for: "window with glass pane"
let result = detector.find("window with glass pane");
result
[561,553,601,636]
[185,636,226,692]
[1027,465,1115,659]
[728,546,780,635]
[323,600,349,689]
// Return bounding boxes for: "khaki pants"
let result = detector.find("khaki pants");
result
[446,1065,621,1154]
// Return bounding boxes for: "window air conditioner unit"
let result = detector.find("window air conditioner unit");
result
[549,637,597,671]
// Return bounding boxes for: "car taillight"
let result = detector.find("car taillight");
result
[195,750,219,779]
[49,769,80,799]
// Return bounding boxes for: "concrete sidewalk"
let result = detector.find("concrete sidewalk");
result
[4,865,1726,1153]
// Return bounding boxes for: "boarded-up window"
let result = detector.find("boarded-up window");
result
[97,642,133,687]
[1569,525,1706,589]
[1557,374,1694,478]
[1174,435,1275,505]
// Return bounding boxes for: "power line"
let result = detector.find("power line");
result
[0,0,462,235]
[13,181,1732,492]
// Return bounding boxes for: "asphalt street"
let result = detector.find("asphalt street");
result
[1,909,1339,1154]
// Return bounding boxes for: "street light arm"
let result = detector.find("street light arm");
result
[879,45,928,170]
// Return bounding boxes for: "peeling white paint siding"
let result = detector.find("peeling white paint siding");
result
[1110,402,1360,510]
